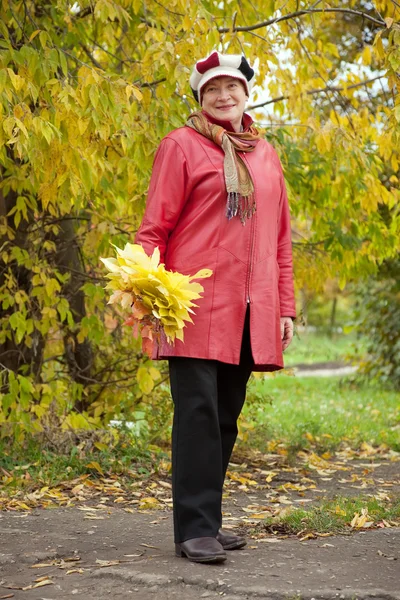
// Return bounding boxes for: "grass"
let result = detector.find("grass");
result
[1,374,399,489]
[1,329,398,492]
[3,373,398,494]
[245,495,400,536]
[0,434,166,493]
[283,330,366,366]
[241,374,400,454]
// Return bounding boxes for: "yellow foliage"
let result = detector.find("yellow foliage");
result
[101,242,212,346]
[0,0,399,437]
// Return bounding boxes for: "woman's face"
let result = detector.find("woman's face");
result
[201,76,248,131]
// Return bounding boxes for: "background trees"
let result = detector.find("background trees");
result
[0,0,399,439]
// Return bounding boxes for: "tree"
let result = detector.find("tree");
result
[354,257,400,390]
[0,0,399,438]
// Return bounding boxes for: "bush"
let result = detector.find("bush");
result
[354,259,400,391]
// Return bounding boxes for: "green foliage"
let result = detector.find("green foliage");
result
[353,259,400,390]
[0,0,399,438]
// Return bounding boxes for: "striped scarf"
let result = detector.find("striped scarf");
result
[185,111,261,224]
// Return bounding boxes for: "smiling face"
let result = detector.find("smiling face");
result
[201,76,248,132]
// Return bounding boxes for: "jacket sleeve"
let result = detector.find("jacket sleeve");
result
[275,153,296,319]
[134,137,191,263]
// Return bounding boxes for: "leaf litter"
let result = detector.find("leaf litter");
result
[1,446,399,544]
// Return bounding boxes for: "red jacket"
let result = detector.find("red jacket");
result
[135,112,296,371]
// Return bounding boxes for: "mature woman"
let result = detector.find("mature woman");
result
[135,51,296,564]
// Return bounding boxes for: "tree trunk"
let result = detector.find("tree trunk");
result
[329,296,337,338]
[54,217,93,413]
[0,173,44,382]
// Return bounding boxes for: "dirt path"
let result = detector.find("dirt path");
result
[0,505,399,600]
[1,457,399,600]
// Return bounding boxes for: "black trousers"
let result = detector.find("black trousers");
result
[168,305,254,543]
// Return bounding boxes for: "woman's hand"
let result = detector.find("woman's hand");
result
[280,317,294,351]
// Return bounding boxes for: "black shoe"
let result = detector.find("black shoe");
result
[216,528,247,550]
[175,536,227,563]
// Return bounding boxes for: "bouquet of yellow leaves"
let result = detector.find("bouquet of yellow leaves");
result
[100,243,212,356]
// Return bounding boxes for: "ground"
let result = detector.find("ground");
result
[1,364,399,599]
[1,457,399,600]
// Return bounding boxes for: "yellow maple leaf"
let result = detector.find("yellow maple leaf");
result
[100,243,212,345]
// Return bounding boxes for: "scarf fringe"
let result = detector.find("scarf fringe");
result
[226,192,256,225]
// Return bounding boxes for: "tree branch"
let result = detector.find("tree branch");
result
[247,75,387,110]
[74,6,94,19]
[152,0,184,17]
[136,78,167,88]
[87,37,139,67]
[80,43,103,70]
[217,8,386,33]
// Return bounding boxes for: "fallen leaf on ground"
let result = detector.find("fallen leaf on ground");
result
[30,562,58,568]
[377,550,397,560]
[226,472,258,486]
[66,569,84,575]
[86,461,104,475]
[138,497,162,510]
[321,543,335,547]
[298,532,317,541]
[350,508,374,529]
[158,481,172,489]
[95,559,120,567]
[262,471,278,483]
[1,586,23,591]
[241,505,270,513]
[334,505,347,516]
[22,579,54,590]
[376,519,392,528]
[279,483,315,492]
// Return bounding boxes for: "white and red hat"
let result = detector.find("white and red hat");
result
[190,51,255,104]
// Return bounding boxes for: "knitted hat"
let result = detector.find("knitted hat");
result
[190,51,255,104]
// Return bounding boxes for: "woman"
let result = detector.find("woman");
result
[135,51,296,564]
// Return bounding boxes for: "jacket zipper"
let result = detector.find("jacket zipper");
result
[246,217,255,303]
[243,154,256,304]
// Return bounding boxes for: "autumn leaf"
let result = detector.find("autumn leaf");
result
[298,532,317,541]
[95,559,120,567]
[86,461,104,476]
[334,505,347,516]
[66,568,84,575]
[350,508,374,529]
[138,496,162,510]
[22,579,54,590]
[101,242,212,348]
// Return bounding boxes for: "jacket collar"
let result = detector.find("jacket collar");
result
[201,110,253,133]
